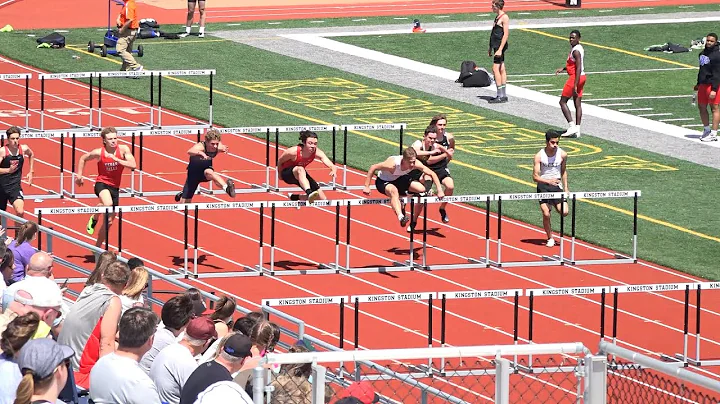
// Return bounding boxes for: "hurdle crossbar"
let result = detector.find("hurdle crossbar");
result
[0,73,32,130]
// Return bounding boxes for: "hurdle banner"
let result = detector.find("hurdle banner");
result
[350,292,436,350]
[0,73,32,129]
[36,69,215,131]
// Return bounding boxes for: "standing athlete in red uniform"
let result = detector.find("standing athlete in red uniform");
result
[555,30,585,138]
[276,130,336,203]
[75,127,137,248]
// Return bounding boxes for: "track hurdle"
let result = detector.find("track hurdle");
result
[490,192,567,268]
[524,285,610,373]
[0,73,32,130]
[559,190,640,265]
[429,289,522,375]
[681,282,720,367]
[147,70,215,128]
[349,292,436,353]
[261,295,347,345]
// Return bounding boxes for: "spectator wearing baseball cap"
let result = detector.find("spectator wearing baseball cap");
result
[14,338,74,404]
[150,316,217,404]
[0,276,63,341]
[337,381,380,404]
[180,332,252,404]
[89,307,162,404]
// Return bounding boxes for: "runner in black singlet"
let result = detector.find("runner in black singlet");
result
[175,129,236,203]
[488,0,509,103]
[0,126,34,218]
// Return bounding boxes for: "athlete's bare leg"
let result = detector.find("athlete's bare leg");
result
[439,176,455,211]
[408,181,426,225]
[11,199,24,218]
[204,168,235,198]
[94,190,115,248]
[383,184,408,227]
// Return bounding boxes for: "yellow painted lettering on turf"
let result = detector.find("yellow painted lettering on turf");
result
[306,98,460,116]
[464,141,601,158]
[568,155,678,171]
[230,78,366,93]
[268,88,410,104]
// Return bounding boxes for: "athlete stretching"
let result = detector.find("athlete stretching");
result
[0,126,35,218]
[277,130,336,203]
[364,147,443,229]
[175,129,236,203]
[76,127,137,248]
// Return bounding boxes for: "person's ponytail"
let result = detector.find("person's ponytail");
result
[13,372,34,404]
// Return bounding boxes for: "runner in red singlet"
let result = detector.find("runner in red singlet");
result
[75,127,137,248]
[555,30,585,138]
[276,130,336,203]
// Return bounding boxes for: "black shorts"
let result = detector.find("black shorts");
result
[181,168,212,200]
[280,167,319,192]
[537,182,564,206]
[0,185,23,211]
[432,166,451,183]
[94,181,120,207]
[375,175,414,196]
[492,43,508,64]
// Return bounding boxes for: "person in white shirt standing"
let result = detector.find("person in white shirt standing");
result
[90,307,162,404]
[533,130,569,248]
[150,316,217,404]
[555,30,585,138]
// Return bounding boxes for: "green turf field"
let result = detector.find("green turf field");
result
[0,9,718,279]
[334,21,715,128]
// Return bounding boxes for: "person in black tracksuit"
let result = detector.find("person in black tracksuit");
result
[695,33,720,142]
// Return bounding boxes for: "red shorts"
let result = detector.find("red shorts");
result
[562,75,586,98]
[698,84,720,105]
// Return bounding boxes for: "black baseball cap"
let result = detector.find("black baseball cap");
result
[222,334,252,358]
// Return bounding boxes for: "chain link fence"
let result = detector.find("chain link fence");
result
[511,357,583,404]
[607,359,720,403]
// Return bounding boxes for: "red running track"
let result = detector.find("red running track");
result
[3,58,720,400]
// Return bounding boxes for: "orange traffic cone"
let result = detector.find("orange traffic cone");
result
[412,19,426,33]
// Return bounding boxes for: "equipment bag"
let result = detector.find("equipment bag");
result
[36,32,65,48]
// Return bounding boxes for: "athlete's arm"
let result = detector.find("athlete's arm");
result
[75,148,102,186]
[411,140,436,157]
[496,14,509,56]
[276,146,297,167]
[572,49,582,94]
[99,296,122,359]
[561,150,569,193]
[217,142,229,153]
[187,142,209,159]
[532,152,552,185]
[0,148,13,175]
[446,133,456,160]
[416,161,444,198]
[22,145,34,185]
[363,157,395,194]
[114,145,137,170]
[315,149,337,177]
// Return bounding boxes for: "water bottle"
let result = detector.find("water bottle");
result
[71,55,80,60]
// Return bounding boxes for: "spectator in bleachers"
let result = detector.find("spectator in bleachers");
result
[7,221,38,283]
[58,261,128,370]
[234,320,281,394]
[179,332,252,404]
[232,311,263,337]
[139,294,194,374]
[183,287,206,318]
[0,276,62,340]
[0,243,14,295]
[269,341,313,404]
[126,257,144,270]
[149,316,217,404]
[336,381,380,404]
[14,338,74,404]
[208,295,236,340]
[121,265,148,314]
[84,250,117,287]
[89,307,161,403]
[0,312,41,403]
[2,251,53,313]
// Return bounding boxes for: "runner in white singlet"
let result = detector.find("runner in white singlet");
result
[533,130,569,248]
[364,147,444,229]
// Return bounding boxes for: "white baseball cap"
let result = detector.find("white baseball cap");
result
[13,276,63,308]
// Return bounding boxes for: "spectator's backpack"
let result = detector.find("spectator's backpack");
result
[36,32,66,48]
[456,60,477,83]
[138,18,161,39]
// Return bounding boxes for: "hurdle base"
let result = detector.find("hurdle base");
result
[193,270,262,278]
[342,263,414,274]
[685,357,720,367]
[335,185,375,191]
[659,353,689,368]
[561,256,636,265]
[23,192,63,201]
[424,262,492,270]
[318,262,342,273]
[493,257,563,268]
[62,191,134,200]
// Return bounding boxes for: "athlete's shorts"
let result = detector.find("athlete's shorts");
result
[698,84,720,105]
[181,168,213,200]
[187,0,206,3]
[492,43,508,64]
[537,182,564,206]
[432,166,452,183]
[94,181,120,207]
[562,75,587,98]
[280,166,319,192]
[0,185,23,211]
[375,175,414,196]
